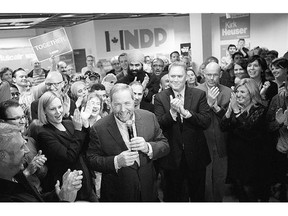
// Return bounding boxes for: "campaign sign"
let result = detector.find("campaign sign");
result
[180,43,191,56]
[220,14,250,40]
[29,28,72,62]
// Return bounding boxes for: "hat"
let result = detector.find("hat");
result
[127,50,145,64]
[89,72,100,79]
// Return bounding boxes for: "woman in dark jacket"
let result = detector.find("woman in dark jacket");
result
[221,78,271,201]
[37,91,97,202]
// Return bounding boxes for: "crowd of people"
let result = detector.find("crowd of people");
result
[1,38,288,202]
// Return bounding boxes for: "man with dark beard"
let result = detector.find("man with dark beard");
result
[117,51,158,103]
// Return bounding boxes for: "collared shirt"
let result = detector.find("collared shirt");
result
[113,114,153,171]
[170,87,191,121]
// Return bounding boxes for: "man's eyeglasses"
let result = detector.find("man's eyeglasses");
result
[5,115,26,121]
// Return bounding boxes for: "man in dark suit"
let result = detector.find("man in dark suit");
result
[154,61,211,202]
[87,83,169,202]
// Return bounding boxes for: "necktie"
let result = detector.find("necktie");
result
[177,93,184,123]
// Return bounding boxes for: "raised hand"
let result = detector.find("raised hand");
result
[260,81,271,99]
[275,108,288,125]
[56,169,83,202]
[71,108,82,131]
[142,74,150,90]
[230,92,240,113]
[24,150,47,176]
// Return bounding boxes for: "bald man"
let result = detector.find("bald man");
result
[196,62,232,201]
[30,71,76,120]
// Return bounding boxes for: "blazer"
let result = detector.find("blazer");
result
[86,109,169,201]
[37,120,96,201]
[0,172,59,202]
[154,87,211,170]
[196,83,232,158]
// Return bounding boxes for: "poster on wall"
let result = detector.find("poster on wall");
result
[180,43,191,57]
[29,28,72,62]
[0,47,36,71]
[104,27,168,52]
[220,14,250,41]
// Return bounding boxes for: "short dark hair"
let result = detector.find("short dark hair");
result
[12,68,25,78]
[170,51,180,58]
[232,51,244,60]
[0,99,20,120]
[90,83,106,92]
[228,44,237,50]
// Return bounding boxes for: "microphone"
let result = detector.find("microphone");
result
[126,120,134,141]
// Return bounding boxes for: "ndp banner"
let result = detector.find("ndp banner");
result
[104,28,168,52]
[220,14,250,40]
[29,28,72,61]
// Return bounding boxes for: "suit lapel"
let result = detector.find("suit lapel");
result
[106,114,128,151]
[184,87,192,110]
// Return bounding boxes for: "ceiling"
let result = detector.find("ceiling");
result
[0,13,188,30]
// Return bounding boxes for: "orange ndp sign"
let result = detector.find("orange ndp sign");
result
[29,28,72,62]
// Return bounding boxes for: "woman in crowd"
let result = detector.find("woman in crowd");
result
[232,59,249,89]
[186,67,199,88]
[0,67,13,84]
[220,78,271,201]
[70,81,88,109]
[270,57,288,92]
[246,55,278,106]
[80,92,103,199]
[37,91,97,201]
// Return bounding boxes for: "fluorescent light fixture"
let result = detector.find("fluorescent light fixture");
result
[60,14,75,18]
[0,25,30,30]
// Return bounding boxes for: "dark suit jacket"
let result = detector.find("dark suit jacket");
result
[37,120,96,201]
[154,87,211,170]
[196,83,232,158]
[86,109,169,201]
[140,101,154,113]
[0,172,59,202]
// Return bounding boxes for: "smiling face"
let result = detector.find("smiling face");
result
[2,70,12,83]
[169,65,186,92]
[44,98,63,125]
[236,85,251,108]
[111,89,134,123]
[247,60,262,79]
[5,106,26,133]
[89,96,101,117]
[271,64,287,81]
[13,70,27,87]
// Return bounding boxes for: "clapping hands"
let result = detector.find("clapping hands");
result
[275,108,288,125]
[55,169,83,202]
